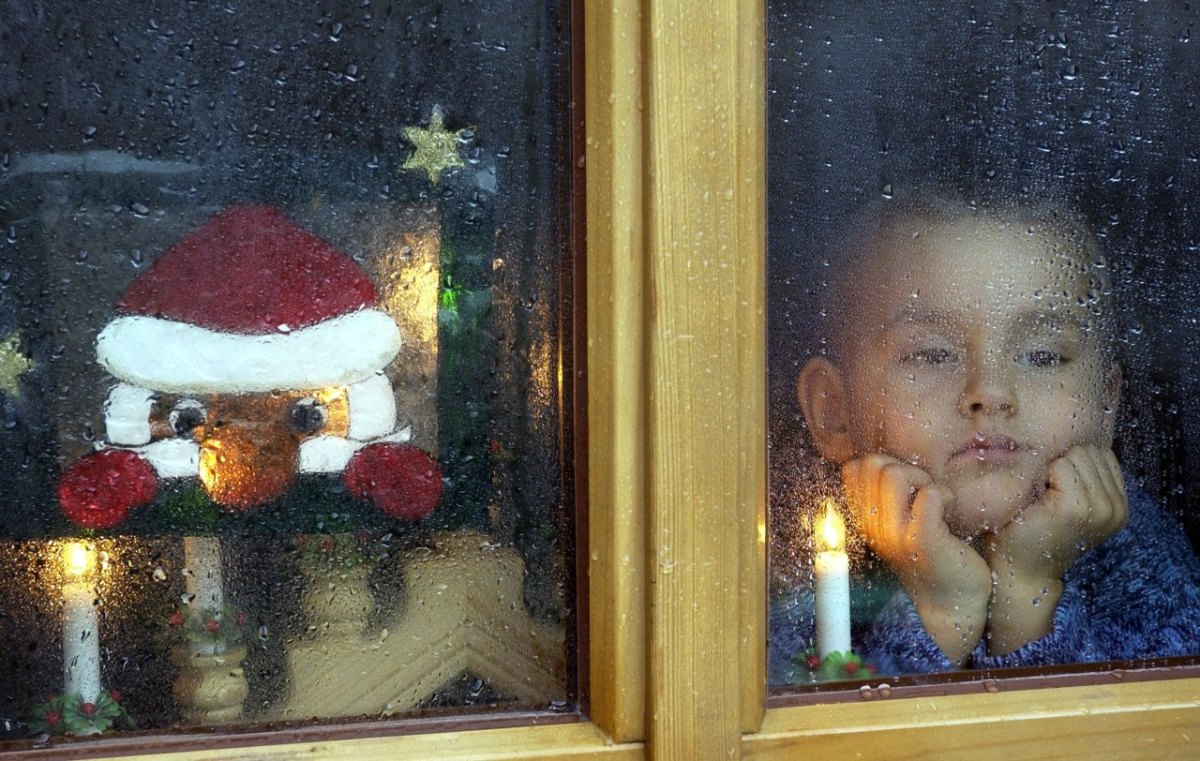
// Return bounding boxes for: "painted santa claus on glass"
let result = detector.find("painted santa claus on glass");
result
[58,205,441,529]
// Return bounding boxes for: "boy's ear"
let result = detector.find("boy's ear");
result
[797,357,855,464]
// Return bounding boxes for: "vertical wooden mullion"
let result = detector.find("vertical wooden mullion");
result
[585,0,650,744]
[736,0,768,736]
[643,0,764,757]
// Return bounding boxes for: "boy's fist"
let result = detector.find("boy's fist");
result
[841,454,991,664]
[987,445,1127,581]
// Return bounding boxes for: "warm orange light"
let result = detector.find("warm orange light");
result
[63,541,95,578]
[198,438,224,495]
[815,498,846,553]
[314,387,344,405]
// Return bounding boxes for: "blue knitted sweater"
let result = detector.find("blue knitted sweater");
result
[770,483,1200,682]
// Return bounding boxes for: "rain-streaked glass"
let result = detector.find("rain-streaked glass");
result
[769,3,1200,688]
[0,0,574,742]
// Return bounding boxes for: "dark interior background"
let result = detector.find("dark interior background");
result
[768,2,1200,585]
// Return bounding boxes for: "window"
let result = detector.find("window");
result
[0,0,1196,758]
[768,1,1200,693]
[0,0,576,747]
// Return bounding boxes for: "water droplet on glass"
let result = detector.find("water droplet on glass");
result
[981,678,999,693]
[881,183,894,199]
[82,125,98,142]
[858,684,875,700]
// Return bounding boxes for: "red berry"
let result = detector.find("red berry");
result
[234,611,247,626]
[108,690,122,703]
[805,654,822,670]
[343,443,442,520]
[168,611,184,628]
[842,661,859,676]
[46,711,61,725]
[205,619,221,634]
[80,702,97,717]
[58,450,157,529]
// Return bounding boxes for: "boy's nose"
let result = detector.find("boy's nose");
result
[958,364,1017,417]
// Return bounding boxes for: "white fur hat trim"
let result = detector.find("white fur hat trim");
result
[96,309,401,394]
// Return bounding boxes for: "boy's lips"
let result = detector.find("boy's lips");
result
[951,432,1022,463]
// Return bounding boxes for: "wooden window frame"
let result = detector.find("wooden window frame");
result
[56,0,1200,758]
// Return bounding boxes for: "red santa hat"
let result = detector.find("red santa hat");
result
[96,205,401,394]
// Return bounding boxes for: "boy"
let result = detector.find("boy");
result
[771,197,1200,678]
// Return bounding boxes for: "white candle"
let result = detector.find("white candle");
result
[814,499,851,658]
[62,542,102,703]
[184,536,226,654]
[184,536,225,613]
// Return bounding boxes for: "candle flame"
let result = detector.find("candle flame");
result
[63,541,95,577]
[816,498,846,553]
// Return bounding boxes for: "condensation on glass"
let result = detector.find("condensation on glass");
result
[0,1,574,742]
[767,3,1200,689]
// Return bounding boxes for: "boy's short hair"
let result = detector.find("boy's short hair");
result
[820,190,1117,365]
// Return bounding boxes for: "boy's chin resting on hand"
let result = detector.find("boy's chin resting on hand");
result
[982,444,1129,656]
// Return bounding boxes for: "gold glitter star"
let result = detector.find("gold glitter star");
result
[401,105,467,185]
[0,331,33,398]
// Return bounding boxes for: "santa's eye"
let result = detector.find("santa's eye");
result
[169,400,207,435]
[289,398,327,434]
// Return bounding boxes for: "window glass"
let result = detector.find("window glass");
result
[0,0,574,743]
[768,2,1200,688]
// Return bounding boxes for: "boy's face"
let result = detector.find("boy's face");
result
[838,216,1117,539]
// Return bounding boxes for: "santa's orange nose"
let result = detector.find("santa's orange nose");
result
[198,423,299,508]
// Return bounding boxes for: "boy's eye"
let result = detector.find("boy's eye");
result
[1018,349,1066,368]
[901,348,957,365]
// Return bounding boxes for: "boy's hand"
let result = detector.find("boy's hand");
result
[984,445,1128,655]
[842,454,991,666]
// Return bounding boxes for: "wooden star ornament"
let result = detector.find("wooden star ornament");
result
[401,105,468,185]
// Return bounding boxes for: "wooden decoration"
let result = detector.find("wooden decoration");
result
[171,644,250,725]
[277,530,564,719]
